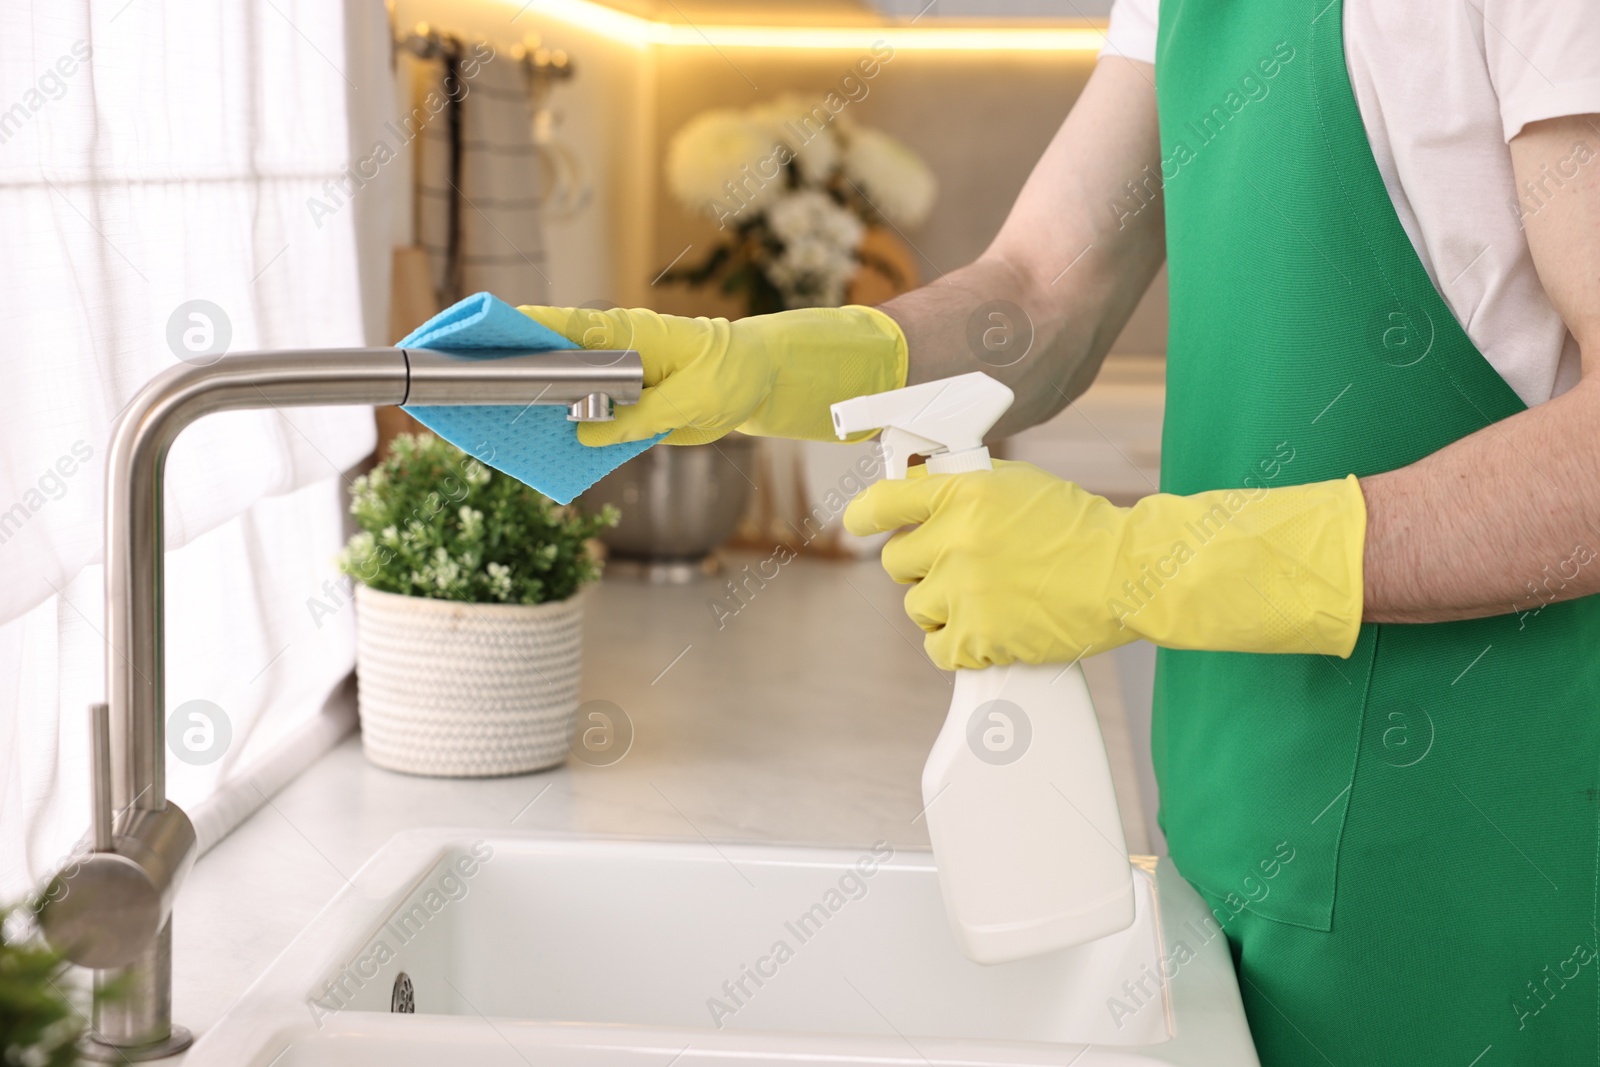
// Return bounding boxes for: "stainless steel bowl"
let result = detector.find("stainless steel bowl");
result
[579,434,756,582]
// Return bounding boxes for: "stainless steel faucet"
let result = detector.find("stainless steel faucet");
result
[36,345,643,1060]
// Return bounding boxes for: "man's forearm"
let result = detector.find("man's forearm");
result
[876,59,1167,439]
[1363,372,1600,623]
[877,253,1137,437]
[1364,114,1600,625]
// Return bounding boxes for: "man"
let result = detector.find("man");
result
[527,1,1600,1060]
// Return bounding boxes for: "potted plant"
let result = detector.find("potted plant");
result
[338,434,618,777]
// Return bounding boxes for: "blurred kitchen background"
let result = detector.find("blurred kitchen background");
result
[380,0,1165,529]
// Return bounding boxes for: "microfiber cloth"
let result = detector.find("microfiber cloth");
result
[399,292,665,504]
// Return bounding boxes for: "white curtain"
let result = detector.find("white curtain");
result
[0,0,396,901]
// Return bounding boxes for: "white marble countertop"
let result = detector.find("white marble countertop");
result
[171,551,1150,1051]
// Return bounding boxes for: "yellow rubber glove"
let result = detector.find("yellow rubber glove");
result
[842,461,1366,671]
[518,304,907,447]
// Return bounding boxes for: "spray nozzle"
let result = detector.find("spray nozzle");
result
[831,372,1014,479]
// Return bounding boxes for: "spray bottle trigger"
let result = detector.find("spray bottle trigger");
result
[880,427,942,480]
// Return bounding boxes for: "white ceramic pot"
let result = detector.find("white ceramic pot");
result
[353,584,584,777]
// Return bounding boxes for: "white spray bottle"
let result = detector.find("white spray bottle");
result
[832,372,1134,964]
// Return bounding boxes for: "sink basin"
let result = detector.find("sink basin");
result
[187,831,1257,1066]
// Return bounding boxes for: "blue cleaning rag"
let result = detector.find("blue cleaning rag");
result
[399,292,665,504]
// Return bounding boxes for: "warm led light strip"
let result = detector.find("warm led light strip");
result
[513,0,1107,51]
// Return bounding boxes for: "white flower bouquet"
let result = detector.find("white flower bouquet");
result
[660,96,937,314]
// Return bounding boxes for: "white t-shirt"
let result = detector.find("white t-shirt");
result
[1103,0,1600,406]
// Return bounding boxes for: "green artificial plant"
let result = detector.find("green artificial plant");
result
[1,905,94,1067]
[338,434,618,605]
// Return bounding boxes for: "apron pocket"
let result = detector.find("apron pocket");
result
[1152,627,1378,932]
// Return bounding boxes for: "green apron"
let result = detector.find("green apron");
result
[1153,2,1600,1063]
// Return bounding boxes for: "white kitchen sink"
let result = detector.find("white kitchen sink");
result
[186,831,1257,1066]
